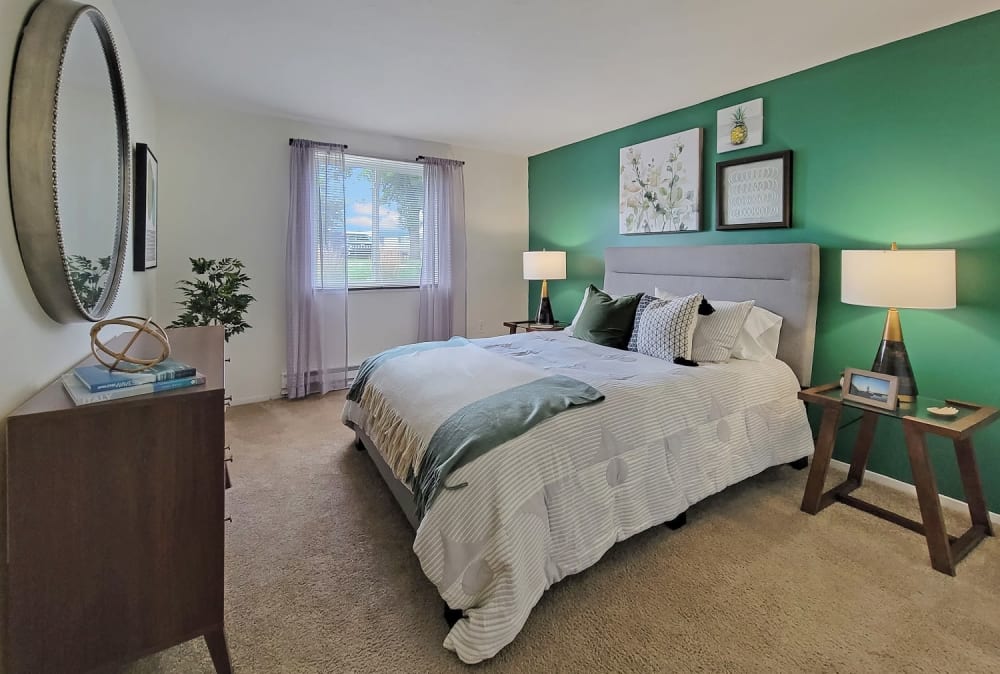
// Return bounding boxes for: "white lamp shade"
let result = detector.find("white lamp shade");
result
[523,251,566,280]
[841,249,956,309]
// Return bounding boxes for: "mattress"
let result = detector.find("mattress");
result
[342,331,814,663]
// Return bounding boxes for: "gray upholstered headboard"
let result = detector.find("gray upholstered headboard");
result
[603,243,820,386]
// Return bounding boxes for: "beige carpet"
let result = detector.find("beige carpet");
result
[124,392,1000,673]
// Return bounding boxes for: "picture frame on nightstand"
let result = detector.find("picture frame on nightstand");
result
[842,368,899,411]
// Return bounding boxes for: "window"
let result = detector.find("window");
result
[312,152,426,289]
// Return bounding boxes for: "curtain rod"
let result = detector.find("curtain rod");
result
[289,137,348,149]
[416,155,465,166]
[287,141,462,166]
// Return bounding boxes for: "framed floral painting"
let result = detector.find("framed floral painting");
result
[619,127,702,234]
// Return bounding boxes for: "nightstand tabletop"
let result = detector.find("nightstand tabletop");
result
[799,382,999,440]
[503,320,568,334]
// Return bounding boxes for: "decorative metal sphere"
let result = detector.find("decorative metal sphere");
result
[89,316,171,372]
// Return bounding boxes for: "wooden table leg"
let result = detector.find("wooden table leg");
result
[955,437,994,536]
[903,422,955,576]
[847,411,878,485]
[801,404,842,514]
[205,628,233,674]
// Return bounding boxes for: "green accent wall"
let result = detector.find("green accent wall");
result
[528,12,1000,510]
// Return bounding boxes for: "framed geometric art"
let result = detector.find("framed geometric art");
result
[133,142,158,271]
[716,150,792,230]
[619,127,702,234]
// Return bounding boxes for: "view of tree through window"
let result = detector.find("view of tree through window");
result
[312,152,425,289]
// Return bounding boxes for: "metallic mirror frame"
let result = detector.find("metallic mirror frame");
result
[8,0,131,323]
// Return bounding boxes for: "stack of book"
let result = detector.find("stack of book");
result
[61,358,206,406]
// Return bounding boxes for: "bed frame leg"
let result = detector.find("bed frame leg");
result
[665,511,687,530]
[788,457,809,470]
[443,601,464,627]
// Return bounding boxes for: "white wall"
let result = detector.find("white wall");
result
[154,100,528,404]
[0,0,158,419]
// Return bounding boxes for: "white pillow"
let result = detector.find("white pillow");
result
[565,286,621,336]
[654,288,755,362]
[564,288,589,336]
[731,306,783,360]
[634,294,702,362]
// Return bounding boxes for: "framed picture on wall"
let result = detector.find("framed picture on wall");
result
[133,143,158,271]
[717,98,764,153]
[716,150,792,230]
[619,127,703,234]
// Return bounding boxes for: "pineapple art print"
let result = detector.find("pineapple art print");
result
[619,127,703,234]
[730,106,748,145]
[717,98,763,153]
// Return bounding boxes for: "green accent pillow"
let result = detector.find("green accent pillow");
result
[571,285,643,349]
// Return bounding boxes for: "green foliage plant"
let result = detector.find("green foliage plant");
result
[170,257,255,341]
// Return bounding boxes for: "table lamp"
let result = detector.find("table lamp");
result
[841,243,956,401]
[523,250,566,325]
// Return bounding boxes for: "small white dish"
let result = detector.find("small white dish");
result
[927,406,959,418]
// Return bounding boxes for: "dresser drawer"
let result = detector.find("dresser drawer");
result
[4,326,229,674]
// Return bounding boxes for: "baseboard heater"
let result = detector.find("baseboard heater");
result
[280,365,360,397]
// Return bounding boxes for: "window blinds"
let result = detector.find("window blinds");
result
[313,151,426,289]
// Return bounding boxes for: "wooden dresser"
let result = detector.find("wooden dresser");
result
[3,326,232,673]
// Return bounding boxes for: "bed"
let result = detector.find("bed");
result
[342,242,820,663]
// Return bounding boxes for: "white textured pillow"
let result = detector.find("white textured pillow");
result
[731,306,783,360]
[565,286,621,336]
[635,294,702,362]
[654,288,754,362]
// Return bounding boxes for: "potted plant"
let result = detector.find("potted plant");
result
[170,257,255,341]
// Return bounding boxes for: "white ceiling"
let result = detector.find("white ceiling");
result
[116,0,998,156]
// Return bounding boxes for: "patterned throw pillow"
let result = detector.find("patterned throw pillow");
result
[626,294,656,352]
[655,288,756,362]
[634,294,703,363]
[693,300,755,362]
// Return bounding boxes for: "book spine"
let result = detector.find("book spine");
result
[77,367,197,393]
[75,371,152,392]
[151,367,197,384]
[73,376,206,405]
[148,376,205,394]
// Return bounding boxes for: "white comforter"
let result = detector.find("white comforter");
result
[342,332,814,663]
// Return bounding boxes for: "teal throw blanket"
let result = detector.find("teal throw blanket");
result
[413,374,603,519]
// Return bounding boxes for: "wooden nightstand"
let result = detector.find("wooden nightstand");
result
[799,382,998,576]
[504,320,568,334]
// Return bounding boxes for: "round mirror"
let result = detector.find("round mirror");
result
[8,0,130,322]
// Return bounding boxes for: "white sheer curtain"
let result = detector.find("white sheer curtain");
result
[285,139,349,399]
[418,157,466,342]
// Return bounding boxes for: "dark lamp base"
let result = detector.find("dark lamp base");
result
[536,296,555,325]
[872,338,917,399]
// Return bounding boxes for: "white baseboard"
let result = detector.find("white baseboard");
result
[230,393,281,406]
[829,458,1000,527]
